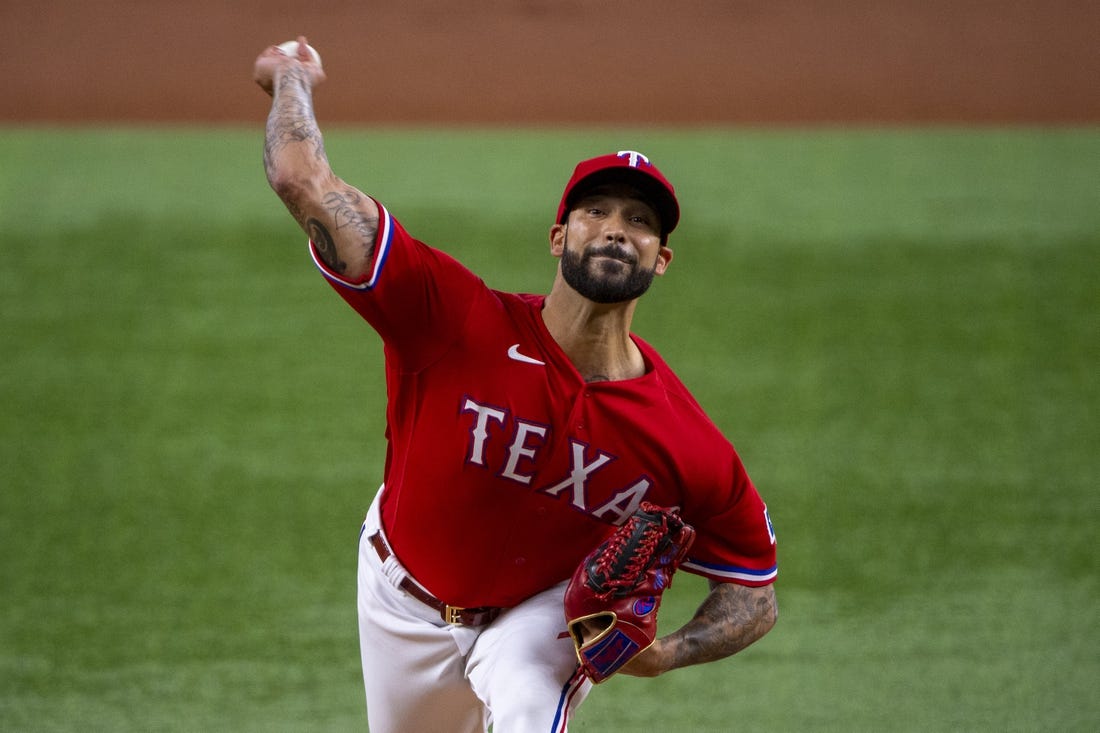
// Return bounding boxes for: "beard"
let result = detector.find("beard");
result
[559,239,658,304]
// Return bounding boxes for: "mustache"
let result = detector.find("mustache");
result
[583,244,637,265]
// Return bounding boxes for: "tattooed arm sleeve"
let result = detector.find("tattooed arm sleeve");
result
[618,582,778,677]
[262,62,378,281]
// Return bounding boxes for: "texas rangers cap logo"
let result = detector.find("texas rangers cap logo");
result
[616,150,651,168]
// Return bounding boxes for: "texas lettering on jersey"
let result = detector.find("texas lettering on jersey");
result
[461,395,652,526]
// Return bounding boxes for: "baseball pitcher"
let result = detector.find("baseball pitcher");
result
[255,37,778,733]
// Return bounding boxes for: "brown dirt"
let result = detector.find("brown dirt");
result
[2,1,1098,125]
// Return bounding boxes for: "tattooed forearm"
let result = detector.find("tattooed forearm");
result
[263,65,328,181]
[262,62,378,280]
[664,583,777,669]
[307,218,346,274]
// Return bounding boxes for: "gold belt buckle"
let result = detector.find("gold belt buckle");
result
[444,605,465,625]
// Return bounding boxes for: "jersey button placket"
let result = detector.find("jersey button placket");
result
[569,389,589,434]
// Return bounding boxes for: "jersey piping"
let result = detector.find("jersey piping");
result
[681,558,779,585]
[308,201,395,290]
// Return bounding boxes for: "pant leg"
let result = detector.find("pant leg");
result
[465,581,593,733]
[357,501,486,733]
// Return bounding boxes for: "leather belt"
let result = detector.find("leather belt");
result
[368,532,503,627]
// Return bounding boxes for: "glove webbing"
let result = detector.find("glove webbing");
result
[587,509,670,598]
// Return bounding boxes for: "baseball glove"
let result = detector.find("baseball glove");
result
[563,502,695,683]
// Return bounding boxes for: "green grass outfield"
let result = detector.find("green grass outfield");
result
[1,126,1097,732]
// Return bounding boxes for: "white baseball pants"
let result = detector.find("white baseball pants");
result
[357,493,592,732]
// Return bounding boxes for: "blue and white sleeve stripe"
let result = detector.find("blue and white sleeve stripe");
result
[309,202,394,290]
[682,557,778,583]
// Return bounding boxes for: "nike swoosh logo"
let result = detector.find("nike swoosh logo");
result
[507,344,546,366]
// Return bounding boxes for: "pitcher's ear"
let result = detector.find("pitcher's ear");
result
[655,245,674,275]
[549,223,566,256]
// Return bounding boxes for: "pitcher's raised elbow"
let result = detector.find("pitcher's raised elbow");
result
[267,169,308,204]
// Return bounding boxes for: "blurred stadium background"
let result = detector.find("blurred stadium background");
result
[2,2,1097,731]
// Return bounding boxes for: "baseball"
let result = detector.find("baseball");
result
[276,40,322,67]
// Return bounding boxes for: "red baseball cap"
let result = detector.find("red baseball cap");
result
[556,150,680,242]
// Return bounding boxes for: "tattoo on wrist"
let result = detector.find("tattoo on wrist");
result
[307,218,346,274]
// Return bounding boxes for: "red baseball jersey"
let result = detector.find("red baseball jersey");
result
[312,201,777,609]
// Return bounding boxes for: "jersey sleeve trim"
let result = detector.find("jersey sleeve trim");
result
[308,202,394,290]
[682,557,778,584]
